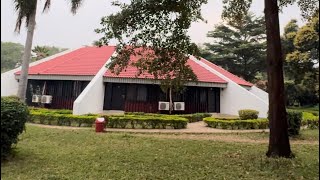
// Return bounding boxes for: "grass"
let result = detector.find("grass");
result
[230,129,319,141]
[1,125,319,180]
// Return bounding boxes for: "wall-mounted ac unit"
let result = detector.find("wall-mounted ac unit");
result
[174,102,185,111]
[41,95,53,104]
[32,95,41,103]
[158,101,170,110]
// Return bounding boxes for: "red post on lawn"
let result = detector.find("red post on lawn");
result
[95,118,105,133]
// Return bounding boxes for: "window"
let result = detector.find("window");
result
[200,89,207,103]
[126,85,137,101]
[137,85,147,101]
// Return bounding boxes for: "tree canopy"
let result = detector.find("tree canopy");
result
[282,15,319,106]
[201,13,266,82]
[1,42,67,73]
[1,42,24,73]
[95,0,210,93]
[32,45,68,61]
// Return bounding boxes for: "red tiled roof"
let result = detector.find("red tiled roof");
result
[15,46,253,87]
[15,46,116,76]
[105,57,227,84]
[200,58,253,87]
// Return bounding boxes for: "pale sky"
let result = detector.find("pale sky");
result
[1,0,305,49]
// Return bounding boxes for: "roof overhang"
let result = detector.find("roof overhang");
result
[15,74,94,81]
[241,85,252,90]
[104,77,228,88]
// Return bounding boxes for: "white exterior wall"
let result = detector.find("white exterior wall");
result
[190,56,269,118]
[249,86,269,103]
[73,52,115,115]
[1,48,79,97]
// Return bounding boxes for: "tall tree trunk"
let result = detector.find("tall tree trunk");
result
[17,1,37,102]
[264,0,292,158]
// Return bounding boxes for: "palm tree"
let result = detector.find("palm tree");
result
[32,46,50,61]
[14,0,83,102]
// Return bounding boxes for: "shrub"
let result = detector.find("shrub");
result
[302,112,319,129]
[203,117,268,130]
[179,113,212,123]
[287,110,302,136]
[30,111,98,127]
[238,109,259,120]
[124,112,211,123]
[1,96,29,160]
[30,108,72,115]
[29,110,187,129]
[107,115,188,129]
[125,112,145,115]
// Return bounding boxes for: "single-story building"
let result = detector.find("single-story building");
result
[1,46,269,117]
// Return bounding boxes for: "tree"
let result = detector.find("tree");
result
[95,0,318,157]
[32,45,68,61]
[1,42,24,73]
[32,46,49,61]
[222,0,318,158]
[201,13,266,82]
[95,0,205,113]
[14,0,83,102]
[282,16,319,106]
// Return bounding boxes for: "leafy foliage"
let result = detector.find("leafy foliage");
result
[30,112,97,127]
[0,42,67,73]
[238,109,259,120]
[301,112,319,129]
[222,0,319,22]
[203,117,268,129]
[282,16,319,106]
[29,108,96,127]
[125,112,212,123]
[1,96,29,160]
[201,13,266,81]
[1,42,24,73]
[287,110,302,136]
[14,0,84,32]
[107,115,188,129]
[95,0,209,93]
[32,45,68,61]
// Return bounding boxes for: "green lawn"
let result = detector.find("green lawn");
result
[1,125,319,180]
[231,129,319,141]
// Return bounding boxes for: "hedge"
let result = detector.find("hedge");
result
[1,96,29,160]
[107,115,188,129]
[302,112,319,129]
[125,112,211,123]
[179,113,212,123]
[203,117,268,130]
[29,112,98,127]
[29,110,188,129]
[30,108,72,114]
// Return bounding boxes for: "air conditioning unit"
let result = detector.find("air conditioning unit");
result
[158,101,170,111]
[32,95,41,103]
[41,95,53,104]
[174,102,185,111]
